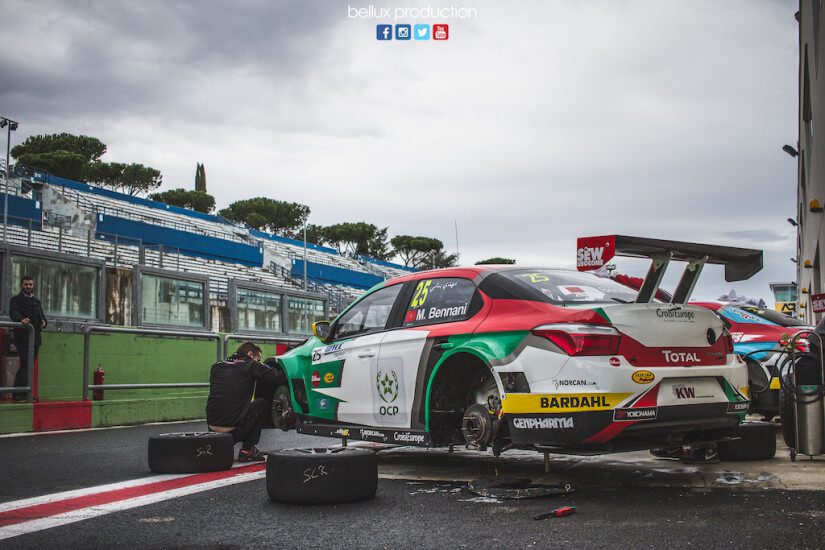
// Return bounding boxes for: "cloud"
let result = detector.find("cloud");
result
[0,0,800,304]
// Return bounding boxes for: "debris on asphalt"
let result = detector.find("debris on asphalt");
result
[467,477,574,500]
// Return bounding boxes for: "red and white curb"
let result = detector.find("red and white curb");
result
[0,463,266,540]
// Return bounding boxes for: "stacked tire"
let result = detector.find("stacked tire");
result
[266,447,377,504]
[148,432,234,474]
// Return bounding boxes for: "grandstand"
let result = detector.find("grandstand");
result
[2,166,417,331]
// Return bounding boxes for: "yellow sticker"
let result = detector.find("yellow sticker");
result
[410,280,432,308]
[502,393,632,414]
[521,273,550,283]
[323,372,335,384]
[632,370,655,384]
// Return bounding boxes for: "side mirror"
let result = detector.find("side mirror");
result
[312,321,331,342]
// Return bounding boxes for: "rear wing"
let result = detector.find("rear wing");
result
[576,235,763,304]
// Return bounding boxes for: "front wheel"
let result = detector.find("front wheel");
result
[272,385,295,431]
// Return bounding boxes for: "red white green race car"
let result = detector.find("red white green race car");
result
[272,236,762,455]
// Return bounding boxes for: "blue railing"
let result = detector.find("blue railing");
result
[27,168,226,225]
[291,259,384,290]
[357,254,418,273]
[96,214,263,266]
[1,194,42,230]
[250,229,339,255]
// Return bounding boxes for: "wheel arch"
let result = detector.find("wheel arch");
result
[424,348,501,439]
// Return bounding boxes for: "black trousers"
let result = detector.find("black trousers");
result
[13,342,39,389]
[231,398,270,449]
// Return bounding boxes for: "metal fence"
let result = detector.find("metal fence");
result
[81,325,223,400]
[0,321,36,402]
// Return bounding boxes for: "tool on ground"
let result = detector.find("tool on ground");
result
[533,506,577,520]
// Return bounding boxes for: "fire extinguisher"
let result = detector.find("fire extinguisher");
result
[93,364,105,401]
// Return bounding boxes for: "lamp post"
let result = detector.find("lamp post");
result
[303,219,308,290]
[1,116,19,243]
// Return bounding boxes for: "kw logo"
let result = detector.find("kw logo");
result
[673,385,696,399]
[577,246,605,267]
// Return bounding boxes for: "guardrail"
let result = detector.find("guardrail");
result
[0,321,36,402]
[82,325,223,400]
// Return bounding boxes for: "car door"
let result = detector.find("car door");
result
[307,283,404,426]
[376,277,482,430]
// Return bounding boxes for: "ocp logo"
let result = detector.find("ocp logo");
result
[376,369,399,403]
[376,24,392,41]
[414,24,430,40]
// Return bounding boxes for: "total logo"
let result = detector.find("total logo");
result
[661,350,700,364]
[376,24,448,41]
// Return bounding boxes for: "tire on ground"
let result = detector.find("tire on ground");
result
[148,432,234,474]
[266,447,377,504]
[717,421,776,461]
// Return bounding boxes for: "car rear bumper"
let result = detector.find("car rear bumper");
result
[504,400,747,448]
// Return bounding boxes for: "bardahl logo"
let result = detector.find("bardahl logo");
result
[393,432,426,444]
[613,407,657,421]
[655,308,696,321]
[540,395,610,409]
[513,417,574,430]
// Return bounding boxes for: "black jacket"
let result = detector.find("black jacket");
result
[206,354,282,428]
[9,292,47,347]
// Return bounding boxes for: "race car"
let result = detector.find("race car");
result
[271,235,762,455]
[689,301,811,419]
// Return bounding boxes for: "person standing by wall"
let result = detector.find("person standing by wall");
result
[9,275,47,401]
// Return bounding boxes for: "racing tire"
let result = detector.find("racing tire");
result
[148,432,234,474]
[272,385,296,431]
[716,421,776,461]
[266,447,377,504]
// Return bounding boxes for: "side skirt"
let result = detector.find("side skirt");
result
[296,417,432,447]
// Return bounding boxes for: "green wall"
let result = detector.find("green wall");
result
[1,331,290,433]
[0,403,33,434]
[38,331,218,401]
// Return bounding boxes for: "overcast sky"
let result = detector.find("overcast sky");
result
[0,0,799,303]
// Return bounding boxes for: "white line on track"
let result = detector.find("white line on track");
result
[0,464,264,541]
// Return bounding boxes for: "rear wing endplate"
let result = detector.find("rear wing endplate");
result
[576,235,763,304]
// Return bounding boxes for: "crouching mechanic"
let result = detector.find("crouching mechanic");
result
[206,342,284,462]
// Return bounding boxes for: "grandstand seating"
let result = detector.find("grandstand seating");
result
[3,167,419,311]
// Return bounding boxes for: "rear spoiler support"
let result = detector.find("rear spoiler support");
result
[576,235,762,304]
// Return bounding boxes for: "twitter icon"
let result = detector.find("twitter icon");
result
[414,24,430,40]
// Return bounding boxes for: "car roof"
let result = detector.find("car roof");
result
[384,265,579,285]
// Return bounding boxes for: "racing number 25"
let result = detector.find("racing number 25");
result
[411,280,432,308]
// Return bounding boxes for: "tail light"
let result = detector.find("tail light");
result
[532,324,621,356]
[722,329,734,354]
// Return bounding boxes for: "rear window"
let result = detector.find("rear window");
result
[739,306,810,328]
[483,270,638,305]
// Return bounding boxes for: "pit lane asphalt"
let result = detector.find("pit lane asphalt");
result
[2,421,825,549]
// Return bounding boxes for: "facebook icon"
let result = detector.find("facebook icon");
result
[376,24,392,40]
